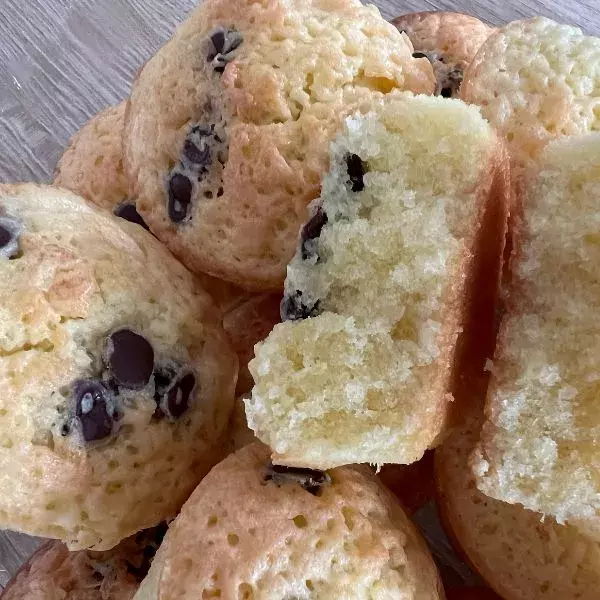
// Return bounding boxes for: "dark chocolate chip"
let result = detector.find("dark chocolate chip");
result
[300,209,327,261]
[280,291,321,322]
[184,139,210,166]
[345,153,365,193]
[106,329,154,389]
[114,202,150,231]
[210,29,226,56]
[167,172,193,223]
[265,462,331,496]
[153,368,196,420]
[74,380,115,442]
[412,51,428,59]
[183,126,213,167]
[0,225,11,247]
[440,87,452,98]
[206,27,243,73]
[0,216,21,259]
[165,372,196,419]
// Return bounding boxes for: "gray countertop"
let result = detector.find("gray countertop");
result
[1,0,599,591]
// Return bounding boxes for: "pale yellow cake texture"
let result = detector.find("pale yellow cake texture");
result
[247,93,509,469]
[392,11,494,97]
[54,102,130,212]
[124,0,436,291]
[0,184,237,550]
[461,17,600,169]
[473,133,600,539]
[134,442,444,600]
[438,419,600,600]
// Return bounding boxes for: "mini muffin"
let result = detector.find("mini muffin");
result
[133,442,444,599]
[222,293,281,395]
[461,17,600,169]
[437,418,600,600]
[2,525,167,600]
[124,0,436,291]
[53,102,248,313]
[0,184,237,550]
[473,133,600,540]
[392,12,494,97]
[247,93,510,469]
[53,102,146,228]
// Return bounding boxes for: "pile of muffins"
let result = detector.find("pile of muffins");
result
[2,1,600,598]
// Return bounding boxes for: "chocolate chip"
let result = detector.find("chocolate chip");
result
[167,172,193,223]
[106,329,154,389]
[0,225,11,247]
[183,126,212,168]
[74,380,115,442]
[300,208,327,261]
[0,216,21,259]
[345,153,365,193]
[206,26,243,73]
[280,291,321,322]
[440,87,452,98]
[210,29,226,56]
[154,368,197,420]
[412,51,428,59]
[114,202,150,231]
[165,372,196,419]
[265,462,331,496]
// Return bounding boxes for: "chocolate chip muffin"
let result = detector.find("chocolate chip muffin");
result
[53,103,250,313]
[54,102,148,231]
[124,0,435,292]
[0,184,237,550]
[247,93,509,469]
[133,442,444,600]
[473,133,600,540]
[2,525,167,600]
[392,12,494,97]
[461,17,600,169]
[437,418,600,600]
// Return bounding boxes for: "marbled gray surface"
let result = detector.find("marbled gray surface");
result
[1,0,599,591]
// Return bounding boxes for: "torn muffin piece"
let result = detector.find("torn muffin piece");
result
[246,93,510,469]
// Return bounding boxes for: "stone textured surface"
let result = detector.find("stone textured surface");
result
[0,0,598,590]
